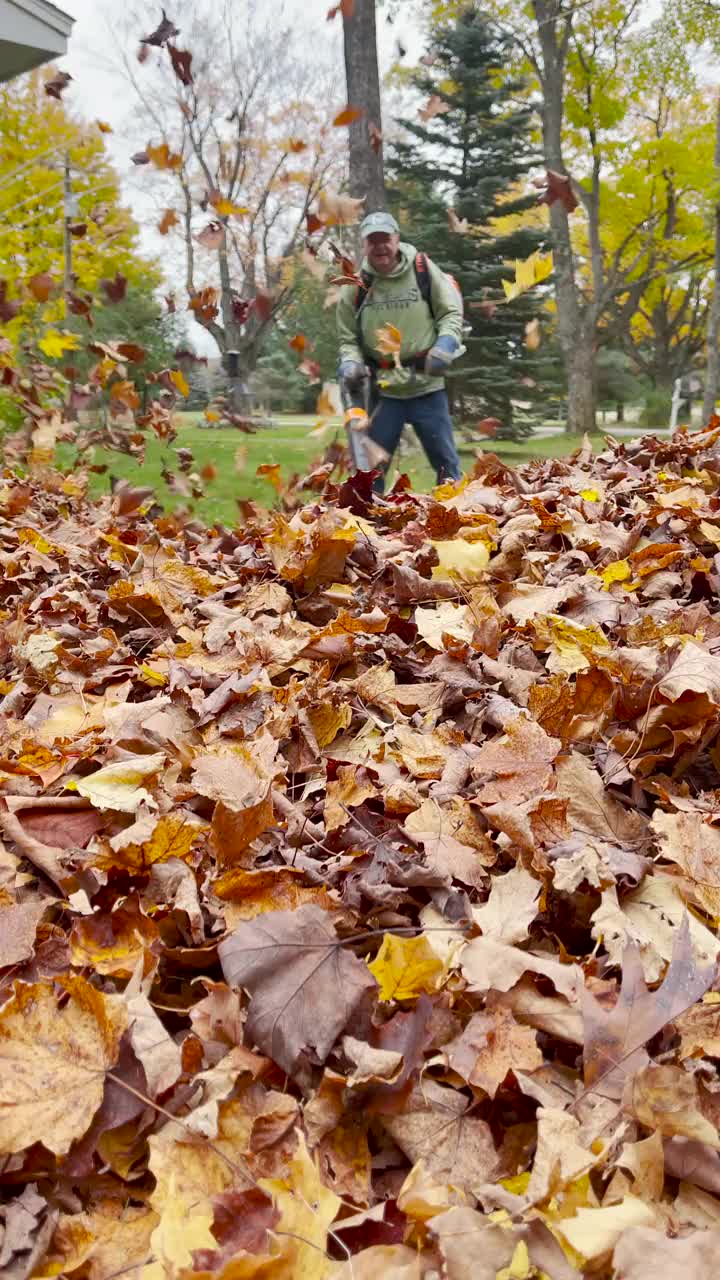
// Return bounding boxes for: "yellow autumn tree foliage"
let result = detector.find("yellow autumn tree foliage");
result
[0,69,159,352]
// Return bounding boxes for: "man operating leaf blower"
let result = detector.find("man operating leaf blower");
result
[337,211,464,491]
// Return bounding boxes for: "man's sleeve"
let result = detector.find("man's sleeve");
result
[428,259,463,346]
[337,286,365,363]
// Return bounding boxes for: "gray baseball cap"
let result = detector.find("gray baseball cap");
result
[360,211,400,237]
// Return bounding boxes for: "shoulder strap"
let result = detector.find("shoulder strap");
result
[354,268,373,354]
[354,269,373,313]
[414,252,434,319]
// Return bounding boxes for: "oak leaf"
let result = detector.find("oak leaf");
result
[582,914,716,1099]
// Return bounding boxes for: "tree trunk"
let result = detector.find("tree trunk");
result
[703,95,720,426]
[342,0,386,213]
[566,335,597,434]
[532,0,596,434]
[616,401,624,422]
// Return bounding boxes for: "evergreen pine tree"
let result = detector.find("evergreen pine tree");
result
[388,8,562,437]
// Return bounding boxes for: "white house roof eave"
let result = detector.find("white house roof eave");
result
[0,0,74,83]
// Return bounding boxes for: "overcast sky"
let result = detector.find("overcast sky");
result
[58,1,422,167]
[54,0,423,352]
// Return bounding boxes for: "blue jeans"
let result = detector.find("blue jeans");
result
[368,389,462,492]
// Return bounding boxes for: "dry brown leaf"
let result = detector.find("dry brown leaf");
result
[446,1005,543,1097]
[471,864,540,943]
[462,936,583,1001]
[0,977,125,1154]
[419,94,451,122]
[473,714,561,804]
[382,1080,498,1193]
[0,899,47,967]
[613,1226,720,1280]
[582,915,716,1099]
[219,905,377,1081]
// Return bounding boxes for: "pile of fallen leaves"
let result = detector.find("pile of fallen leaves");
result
[4,425,720,1279]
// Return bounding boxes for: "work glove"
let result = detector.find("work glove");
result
[338,359,367,388]
[425,335,459,377]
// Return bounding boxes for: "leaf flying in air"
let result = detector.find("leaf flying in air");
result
[141,8,180,47]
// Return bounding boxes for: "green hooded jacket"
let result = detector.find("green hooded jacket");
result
[336,240,464,400]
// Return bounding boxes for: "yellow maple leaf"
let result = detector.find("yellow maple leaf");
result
[534,614,611,675]
[581,487,600,502]
[375,322,402,369]
[316,385,340,418]
[138,663,168,685]
[0,976,125,1156]
[589,558,634,590]
[169,368,189,397]
[143,1171,215,1280]
[212,197,250,217]
[552,1195,656,1263]
[38,329,81,358]
[146,141,182,171]
[502,251,554,302]
[306,699,352,748]
[259,1132,340,1279]
[67,753,166,812]
[257,462,283,493]
[17,527,55,554]
[369,933,445,1002]
[431,537,489,583]
[95,813,203,874]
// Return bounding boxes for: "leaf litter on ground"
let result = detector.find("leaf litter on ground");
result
[4,423,720,1275]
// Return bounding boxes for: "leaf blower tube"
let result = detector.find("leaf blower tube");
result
[337,361,389,474]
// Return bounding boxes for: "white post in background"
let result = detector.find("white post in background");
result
[669,377,683,434]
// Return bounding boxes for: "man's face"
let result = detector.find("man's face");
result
[364,231,400,275]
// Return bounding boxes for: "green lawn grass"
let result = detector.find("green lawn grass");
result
[60,413,641,526]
